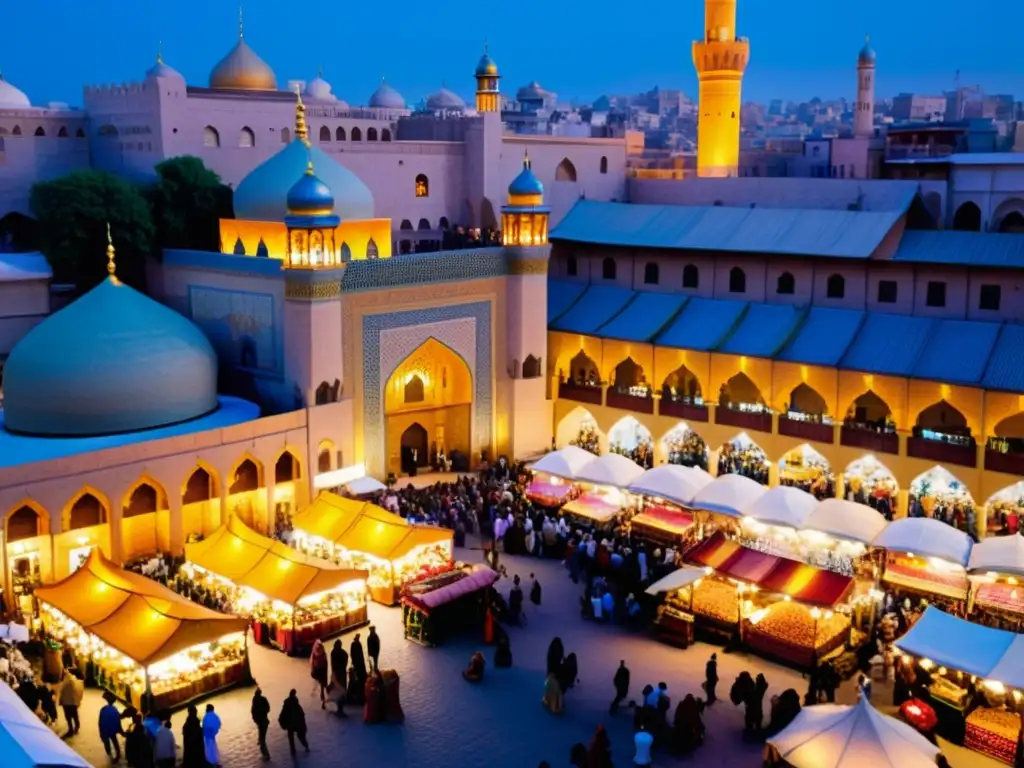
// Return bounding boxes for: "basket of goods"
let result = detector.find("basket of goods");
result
[965,707,1020,764]
[691,579,739,627]
[929,676,968,708]
[745,602,850,668]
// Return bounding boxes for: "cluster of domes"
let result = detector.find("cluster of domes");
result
[0,73,31,108]
[369,80,406,109]
[304,68,347,107]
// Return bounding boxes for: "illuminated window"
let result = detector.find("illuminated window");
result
[415,174,429,198]
[366,239,379,259]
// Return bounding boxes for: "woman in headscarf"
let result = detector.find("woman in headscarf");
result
[558,652,579,694]
[542,673,564,715]
[586,724,613,768]
[670,694,704,754]
[310,639,329,709]
[125,713,153,768]
[546,637,564,676]
[179,705,204,767]
[463,651,486,682]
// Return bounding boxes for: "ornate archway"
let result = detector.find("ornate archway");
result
[842,455,898,519]
[182,462,220,538]
[717,433,769,484]
[778,444,833,500]
[556,406,601,454]
[384,337,473,475]
[660,423,708,470]
[608,416,653,468]
[227,454,264,531]
[909,466,977,540]
[121,476,169,560]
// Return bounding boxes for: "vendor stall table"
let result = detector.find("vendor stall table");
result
[401,567,498,647]
[631,504,694,548]
[525,480,574,508]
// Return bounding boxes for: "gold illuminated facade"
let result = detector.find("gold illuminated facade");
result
[501,154,551,247]
[693,0,749,178]
[474,45,501,114]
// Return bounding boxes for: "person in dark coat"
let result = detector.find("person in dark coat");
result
[180,705,204,767]
[558,652,579,694]
[494,633,512,668]
[508,576,524,625]
[546,637,564,676]
[367,626,381,672]
[330,640,348,691]
[125,713,154,768]
[350,633,367,682]
[250,688,271,761]
[610,660,630,714]
[746,673,769,734]
[529,573,542,606]
[278,689,309,756]
[704,653,719,705]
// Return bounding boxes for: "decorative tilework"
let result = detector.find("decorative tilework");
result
[362,302,492,477]
[284,279,342,300]
[342,249,506,293]
[188,286,278,372]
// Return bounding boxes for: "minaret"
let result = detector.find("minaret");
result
[692,0,750,177]
[854,35,876,139]
[475,43,500,113]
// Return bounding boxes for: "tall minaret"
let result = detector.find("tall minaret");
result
[854,35,876,139]
[693,0,750,178]
[474,43,500,113]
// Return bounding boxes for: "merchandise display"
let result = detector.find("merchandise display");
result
[965,707,1020,764]
[525,476,577,508]
[746,602,850,667]
[562,492,623,527]
[401,566,498,646]
[630,504,695,547]
[690,578,740,626]
[883,553,969,600]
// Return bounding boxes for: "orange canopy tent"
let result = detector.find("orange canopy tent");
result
[185,515,367,607]
[333,503,453,560]
[290,493,368,545]
[35,549,248,668]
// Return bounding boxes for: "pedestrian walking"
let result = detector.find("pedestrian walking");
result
[351,633,367,682]
[609,660,630,714]
[98,691,124,762]
[59,669,83,737]
[704,653,719,705]
[367,625,381,672]
[634,724,654,766]
[154,718,177,768]
[331,639,348,687]
[125,713,153,768]
[310,639,329,708]
[279,689,310,756]
[530,573,542,606]
[201,704,222,768]
[251,687,271,760]
[180,705,204,767]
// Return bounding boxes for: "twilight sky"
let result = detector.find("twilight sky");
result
[4,0,1020,108]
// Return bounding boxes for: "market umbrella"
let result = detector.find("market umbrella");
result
[0,681,91,768]
[767,697,940,768]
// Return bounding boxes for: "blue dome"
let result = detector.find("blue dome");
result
[3,278,219,437]
[234,140,374,222]
[476,52,499,77]
[858,41,876,65]
[509,160,544,197]
[369,80,405,109]
[287,168,335,215]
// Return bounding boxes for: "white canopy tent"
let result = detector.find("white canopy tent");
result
[345,476,388,495]
[690,473,766,517]
[0,681,91,768]
[628,464,713,508]
[529,446,596,480]
[803,498,887,545]
[743,485,818,528]
[768,697,940,768]
[575,453,645,489]
[968,534,1024,577]
[645,566,711,595]
[872,517,973,567]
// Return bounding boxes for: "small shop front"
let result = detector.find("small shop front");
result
[34,549,249,711]
[401,566,499,646]
[874,518,973,614]
[968,535,1024,631]
[182,515,369,656]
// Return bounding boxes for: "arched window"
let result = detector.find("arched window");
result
[826,273,845,299]
[600,156,608,174]
[777,272,795,295]
[319,125,331,142]
[335,126,346,141]
[567,256,578,276]
[682,264,699,289]
[415,174,429,198]
[1000,212,1024,233]
[367,127,378,141]
[124,483,159,518]
[602,257,617,280]
[318,448,332,474]
[68,493,105,530]
[405,374,425,403]
[729,267,746,293]
[953,202,982,231]
[75,127,85,138]
[34,126,45,137]
[439,216,450,230]
[523,355,542,379]
[381,128,392,141]
[417,218,431,231]
[340,242,352,262]
[644,262,660,285]
[238,126,255,148]
[555,158,577,182]
[11,125,22,136]
[400,219,413,231]
[366,239,379,259]
[203,125,220,148]
[57,126,68,138]
[230,459,260,494]
[351,127,362,141]
[281,127,291,143]
[315,381,332,405]
[233,237,246,255]
[275,451,300,483]
[183,467,214,505]
[6,506,40,543]
[255,238,269,257]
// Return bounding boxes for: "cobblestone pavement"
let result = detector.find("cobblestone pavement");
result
[53,543,984,768]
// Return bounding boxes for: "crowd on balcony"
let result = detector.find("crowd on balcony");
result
[844,473,898,521]
[570,423,601,455]
[717,441,770,485]
[908,482,979,541]
[665,430,709,471]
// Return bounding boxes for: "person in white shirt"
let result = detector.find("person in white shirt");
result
[586,537,597,559]
[591,594,603,619]
[634,725,654,766]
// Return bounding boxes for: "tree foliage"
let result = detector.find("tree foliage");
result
[29,170,154,292]
[148,156,234,252]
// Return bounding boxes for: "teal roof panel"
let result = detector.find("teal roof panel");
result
[840,312,934,376]
[550,200,906,259]
[547,279,587,323]
[549,284,635,334]
[913,320,1001,385]
[778,307,865,367]
[893,230,1024,269]
[717,302,803,357]
[655,298,748,351]
[595,292,688,343]
[982,324,1024,393]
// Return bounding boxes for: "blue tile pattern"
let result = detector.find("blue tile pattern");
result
[547,279,587,323]
[982,324,1024,392]
[655,297,749,351]
[342,249,507,293]
[893,230,1024,269]
[362,302,492,475]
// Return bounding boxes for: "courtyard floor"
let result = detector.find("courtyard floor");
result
[56,540,1000,768]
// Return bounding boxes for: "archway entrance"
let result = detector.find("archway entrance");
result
[385,337,473,476]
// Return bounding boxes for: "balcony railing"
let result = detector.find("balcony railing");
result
[557,382,603,406]
[778,417,835,444]
[659,399,709,423]
[985,448,1024,475]
[605,389,654,414]
[715,407,773,434]
[840,425,899,455]
[907,435,977,468]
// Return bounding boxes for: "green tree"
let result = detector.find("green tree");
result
[29,170,154,292]
[148,155,234,252]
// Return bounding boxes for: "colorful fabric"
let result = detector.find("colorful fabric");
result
[631,505,694,535]
[525,481,572,506]
[563,494,620,523]
[883,556,968,600]
[686,532,853,607]
[975,582,1024,614]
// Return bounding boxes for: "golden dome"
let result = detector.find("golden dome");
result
[209,37,277,91]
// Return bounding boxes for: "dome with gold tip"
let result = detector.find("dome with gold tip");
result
[209,14,277,91]
[475,50,499,77]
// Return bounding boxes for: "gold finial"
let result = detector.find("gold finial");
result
[306,159,315,176]
[157,40,163,65]
[238,6,244,39]
[523,148,531,170]
[106,223,120,284]
[294,87,309,146]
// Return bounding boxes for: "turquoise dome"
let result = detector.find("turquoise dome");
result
[287,169,335,215]
[509,159,544,197]
[3,278,219,437]
[234,140,374,222]
[476,52,499,77]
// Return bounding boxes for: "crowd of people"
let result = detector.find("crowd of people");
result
[717,443,770,485]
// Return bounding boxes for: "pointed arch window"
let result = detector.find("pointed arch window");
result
[335,126,346,141]
[381,128,392,141]
[203,125,220,147]
[351,127,362,141]
[367,127,378,141]
[319,125,331,142]
[415,174,429,198]
[366,239,379,259]
[729,266,746,293]
[238,126,255,148]
[404,375,425,403]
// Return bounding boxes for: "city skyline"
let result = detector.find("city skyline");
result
[3,0,1021,108]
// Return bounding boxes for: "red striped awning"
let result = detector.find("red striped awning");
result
[686,532,853,607]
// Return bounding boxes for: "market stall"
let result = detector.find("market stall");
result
[778,444,835,501]
[802,498,888,578]
[968,535,1024,629]
[909,466,978,540]
[526,446,595,506]
[765,697,941,768]
[575,452,645,489]
[629,503,695,548]
[738,486,819,561]
[628,464,713,509]
[182,516,369,656]
[35,549,249,711]
[561,490,626,529]
[896,606,1024,763]
[985,482,1024,537]
[401,566,498,646]
[691,473,767,518]
[843,455,899,520]
[525,476,577,509]
[0,680,92,768]
[874,518,973,605]
[645,566,710,648]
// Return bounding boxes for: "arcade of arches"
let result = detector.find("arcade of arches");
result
[384,338,473,475]
[0,449,307,603]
